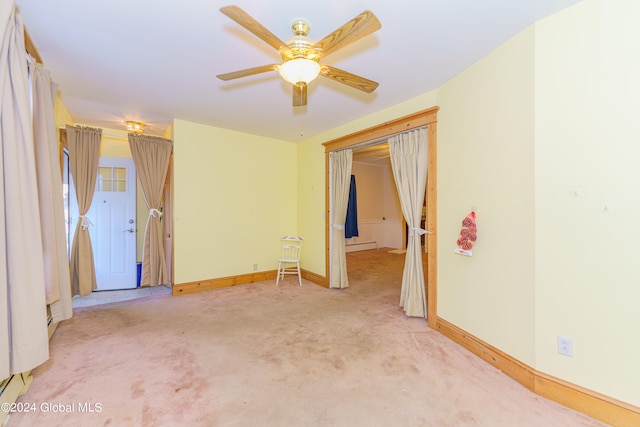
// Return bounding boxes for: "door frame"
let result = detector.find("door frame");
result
[322,106,439,327]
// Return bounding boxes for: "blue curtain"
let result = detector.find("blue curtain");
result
[345,175,359,238]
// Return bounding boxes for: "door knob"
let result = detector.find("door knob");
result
[124,228,135,233]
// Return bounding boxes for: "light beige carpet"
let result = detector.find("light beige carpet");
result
[8,249,608,427]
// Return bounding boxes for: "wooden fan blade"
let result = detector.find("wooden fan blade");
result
[293,82,307,107]
[320,65,378,93]
[312,10,381,58]
[220,6,288,52]
[216,64,279,81]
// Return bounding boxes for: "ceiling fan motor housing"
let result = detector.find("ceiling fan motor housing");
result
[281,19,321,62]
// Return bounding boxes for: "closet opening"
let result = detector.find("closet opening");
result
[323,107,438,325]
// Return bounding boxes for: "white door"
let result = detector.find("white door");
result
[88,157,137,290]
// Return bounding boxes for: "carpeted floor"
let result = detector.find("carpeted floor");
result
[8,249,608,426]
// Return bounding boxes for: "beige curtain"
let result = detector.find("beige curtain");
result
[388,128,429,317]
[31,62,72,322]
[329,149,352,289]
[1,4,49,378]
[128,134,172,287]
[67,125,102,296]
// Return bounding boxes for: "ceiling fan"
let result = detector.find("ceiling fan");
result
[216,5,381,107]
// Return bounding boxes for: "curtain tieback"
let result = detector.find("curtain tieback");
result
[79,215,93,230]
[332,223,345,230]
[149,208,163,218]
[408,227,427,236]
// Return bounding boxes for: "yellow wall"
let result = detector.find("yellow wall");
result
[437,26,537,364]
[295,136,327,274]
[435,0,639,406]
[99,131,129,158]
[172,119,297,284]
[53,92,73,128]
[534,0,640,405]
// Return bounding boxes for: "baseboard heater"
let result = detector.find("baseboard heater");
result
[345,241,377,253]
[1,315,57,426]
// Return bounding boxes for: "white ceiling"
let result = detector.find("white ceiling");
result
[16,0,581,142]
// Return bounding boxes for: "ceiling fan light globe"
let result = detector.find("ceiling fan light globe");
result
[279,59,321,85]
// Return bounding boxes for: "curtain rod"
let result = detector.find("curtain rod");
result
[103,133,129,140]
[59,127,129,142]
[351,125,428,152]
[23,25,43,64]
[61,127,168,141]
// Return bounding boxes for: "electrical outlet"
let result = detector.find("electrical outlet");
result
[557,336,573,357]
[253,263,258,271]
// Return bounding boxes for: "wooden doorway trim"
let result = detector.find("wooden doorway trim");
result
[322,106,439,327]
[163,154,174,288]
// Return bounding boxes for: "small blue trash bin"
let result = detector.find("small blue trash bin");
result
[136,263,142,287]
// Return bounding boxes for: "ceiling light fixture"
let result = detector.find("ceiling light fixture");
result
[278,58,321,85]
[126,121,144,135]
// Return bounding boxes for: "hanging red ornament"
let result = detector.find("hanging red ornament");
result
[455,211,477,256]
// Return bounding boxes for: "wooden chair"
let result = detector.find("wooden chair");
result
[276,236,303,286]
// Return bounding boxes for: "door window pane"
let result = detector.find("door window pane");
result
[100,180,113,192]
[99,167,112,179]
[97,167,126,192]
[114,167,126,179]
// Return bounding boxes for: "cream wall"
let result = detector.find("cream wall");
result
[172,119,297,284]
[382,165,404,249]
[382,165,402,224]
[350,161,403,248]
[534,0,640,405]
[351,162,384,221]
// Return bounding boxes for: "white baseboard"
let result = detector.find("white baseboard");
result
[345,241,377,253]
